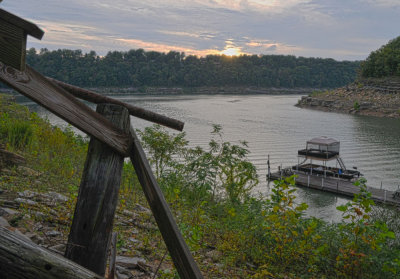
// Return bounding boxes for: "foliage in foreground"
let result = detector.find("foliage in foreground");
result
[137,124,400,278]
[1,94,400,278]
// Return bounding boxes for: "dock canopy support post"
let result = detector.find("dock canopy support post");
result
[65,104,130,276]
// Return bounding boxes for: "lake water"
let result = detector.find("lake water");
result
[17,94,400,222]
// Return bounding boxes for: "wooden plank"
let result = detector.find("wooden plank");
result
[65,104,129,276]
[0,64,131,156]
[0,227,104,279]
[49,78,184,131]
[0,8,44,39]
[129,129,203,279]
[0,18,26,70]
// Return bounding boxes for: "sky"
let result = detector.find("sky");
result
[1,0,399,61]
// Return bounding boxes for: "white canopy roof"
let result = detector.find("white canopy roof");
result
[307,136,340,146]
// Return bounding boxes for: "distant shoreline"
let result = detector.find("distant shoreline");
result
[2,85,322,96]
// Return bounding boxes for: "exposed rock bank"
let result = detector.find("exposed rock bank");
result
[296,78,400,118]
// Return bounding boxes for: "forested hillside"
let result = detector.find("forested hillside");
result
[14,48,361,89]
[360,36,400,78]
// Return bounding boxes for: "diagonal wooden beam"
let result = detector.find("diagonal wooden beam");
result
[49,78,184,131]
[129,128,203,279]
[0,227,104,279]
[0,63,131,156]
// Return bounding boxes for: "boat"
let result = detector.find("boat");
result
[291,136,362,181]
[267,138,400,206]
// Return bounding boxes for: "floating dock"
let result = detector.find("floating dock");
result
[269,171,400,206]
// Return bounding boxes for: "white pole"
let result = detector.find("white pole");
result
[384,190,387,202]
[308,175,310,187]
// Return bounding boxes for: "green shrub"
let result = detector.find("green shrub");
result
[354,101,360,110]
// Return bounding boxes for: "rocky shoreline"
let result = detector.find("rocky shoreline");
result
[296,78,400,118]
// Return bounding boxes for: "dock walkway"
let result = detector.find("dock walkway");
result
[269,171,400,206]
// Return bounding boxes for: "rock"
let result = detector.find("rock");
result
[18,190,37,199]
[0,216,10,227]
[42,191,68,203]
[206,249,223,262]
[115,266,133,279]
[33,222,44,231]
[128,237,141,244]
[17,166,41,177]
[33,211,47,220]
[0,207,18,217]
[134,204,151,214]
[25,232,44,245]
[45,230,62,237]
[122,209,134,217]
[360,102,373,110]
[14,198,37,206]
[116,256,146,270]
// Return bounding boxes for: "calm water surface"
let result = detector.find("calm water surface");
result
[18,94,400,222]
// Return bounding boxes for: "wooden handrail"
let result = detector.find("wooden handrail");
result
[48,78,184,131]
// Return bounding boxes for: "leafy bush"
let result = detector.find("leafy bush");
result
[354,101,360,111]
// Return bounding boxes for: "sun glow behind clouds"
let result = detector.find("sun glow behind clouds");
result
[220,47,243,56]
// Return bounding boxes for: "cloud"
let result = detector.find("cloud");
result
[2,0,399,61]
[115,38,221,56]
[360,0,400,7]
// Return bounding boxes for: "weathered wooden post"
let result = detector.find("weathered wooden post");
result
[65,104,130,276]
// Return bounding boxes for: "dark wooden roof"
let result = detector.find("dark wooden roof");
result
[0,8,44,39]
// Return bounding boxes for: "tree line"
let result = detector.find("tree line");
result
[3,48,361,89]
[360,36,400,78]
